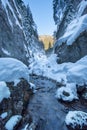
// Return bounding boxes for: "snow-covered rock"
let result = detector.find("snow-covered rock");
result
[0,58,29,82]
[56,83,78,102]
[5,115,22,130]
[0,81,10,102]
[65,111,87,129]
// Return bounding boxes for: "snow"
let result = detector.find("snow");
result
[67,56,87,85]
[2,48,11,56]
[1,112,8,119]
[65,111,87,129]
[0,82,10,102]
[5,115,22,130]
[29,53,70,83]
[56,83,78,102]
[29,52,87,102]
[0,58,29,82]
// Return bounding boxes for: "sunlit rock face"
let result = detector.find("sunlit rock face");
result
[53,0,87,63]
[0,0,43,65]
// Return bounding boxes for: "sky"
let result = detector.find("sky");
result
[24,0,56,36]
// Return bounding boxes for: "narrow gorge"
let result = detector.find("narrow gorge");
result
[0,0,87,130]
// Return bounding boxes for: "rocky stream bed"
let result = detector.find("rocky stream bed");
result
[25,75,87,130]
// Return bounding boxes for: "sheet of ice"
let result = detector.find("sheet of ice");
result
[0,82,10,102]
[65,111,87,129]
[5,115,22,130]
[1,112,8,119]
[56,83,78,102]
[0,58,29,82]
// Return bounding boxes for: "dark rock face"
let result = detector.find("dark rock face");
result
[53,0,87,63]
[0,79,33,129]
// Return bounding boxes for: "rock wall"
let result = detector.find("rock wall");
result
[53,0,87,63]
[0,0,43,65]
